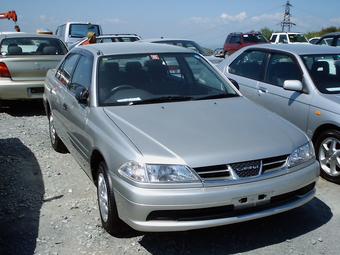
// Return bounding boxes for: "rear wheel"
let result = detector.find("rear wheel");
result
[48,113,67,153]
[315,129,340,184]
[97,161,130,236]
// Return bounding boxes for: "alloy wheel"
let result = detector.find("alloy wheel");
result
[319,137,340,177]
[98,173,109,222]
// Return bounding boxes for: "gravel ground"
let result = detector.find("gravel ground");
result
[0,101,339,255]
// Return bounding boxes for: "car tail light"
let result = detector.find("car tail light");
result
[0,62,11,78]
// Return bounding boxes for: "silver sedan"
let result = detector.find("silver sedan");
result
[43,42,319,235]
[218,44,340,184]
[0,33,67,101]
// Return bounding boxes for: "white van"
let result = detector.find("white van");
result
[55,22,102,48]
[270,32,309,44]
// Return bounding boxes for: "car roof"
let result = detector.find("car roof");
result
[0,32,59,39]
[321,32,340,37]
[245,43,340,55]
[141,38,195,43]
[97,34,140,38]
[78,42,193,55]
[272,32,304,34]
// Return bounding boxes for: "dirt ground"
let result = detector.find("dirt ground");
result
[0,101,339,255]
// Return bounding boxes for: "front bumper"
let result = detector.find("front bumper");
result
[113,161,319,232]
[0,79,44,100]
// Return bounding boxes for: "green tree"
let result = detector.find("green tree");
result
[260,27,274,41]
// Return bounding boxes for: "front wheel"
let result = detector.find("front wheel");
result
[97,161,131,236]
[315,129,340,184]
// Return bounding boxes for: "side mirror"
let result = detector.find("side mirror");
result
[283,80,303,92]
[75,86,89,104]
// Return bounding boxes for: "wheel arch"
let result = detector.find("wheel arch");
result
[90,149,106,185]
[312,124,340,143]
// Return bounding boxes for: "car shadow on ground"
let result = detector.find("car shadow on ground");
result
[0,100,45,117]
[139,197,332,255]
[0,138,44,255]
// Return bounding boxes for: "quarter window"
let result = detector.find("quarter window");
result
[229,50,267,80]
[270,35,277,43]
[265,53,302,87]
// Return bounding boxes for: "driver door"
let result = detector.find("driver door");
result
[62,54,93,172]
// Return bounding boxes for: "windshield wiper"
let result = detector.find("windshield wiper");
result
[195,93,238,100]
[131,96,194,105]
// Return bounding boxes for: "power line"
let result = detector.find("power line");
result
[281,0,295,32]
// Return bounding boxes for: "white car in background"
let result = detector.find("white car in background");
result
[270,32,309,44]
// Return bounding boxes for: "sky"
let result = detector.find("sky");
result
[1,0,340,49]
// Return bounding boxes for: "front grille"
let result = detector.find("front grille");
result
[146,182,315,222]
[193,155,288,180]
[262,155,288,173]
[230,160,261,177]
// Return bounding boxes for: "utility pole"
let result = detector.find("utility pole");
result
[281,0,295,32]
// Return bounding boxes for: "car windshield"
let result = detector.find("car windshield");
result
[97,53,238,106]
[0,37,67,56]
[289,34,308,43]
[302,54,340,94]
[242,34,267,43]
[69,24,100,38]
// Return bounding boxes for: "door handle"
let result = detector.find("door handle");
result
[257,87,268,94]
[62,103,68,111]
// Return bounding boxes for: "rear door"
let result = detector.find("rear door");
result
[0,37,67,81]
[256,52,310,131]
[53,53,80,145]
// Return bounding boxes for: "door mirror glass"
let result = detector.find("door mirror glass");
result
[75,86,89,104]
[283,80,303,92]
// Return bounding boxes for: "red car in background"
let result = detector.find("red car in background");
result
[223,32,268,57]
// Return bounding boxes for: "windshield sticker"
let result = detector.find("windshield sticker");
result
[117,97,141,102]
[150,55,160,60]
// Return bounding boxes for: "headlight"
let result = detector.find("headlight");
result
[146,164,199,183]
[287,141,315,168]
[118,161,200,183]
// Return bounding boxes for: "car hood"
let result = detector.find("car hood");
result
[103,98,307,168]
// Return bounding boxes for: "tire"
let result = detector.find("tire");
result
[48,113,68,153]
[315,129,340,184]
[96,161,131,236]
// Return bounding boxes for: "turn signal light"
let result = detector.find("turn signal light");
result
[0,62,11,78]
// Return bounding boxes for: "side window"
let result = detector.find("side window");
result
[69,55,93,93]
[230,36,240,44]
[279,35,288,43]
[185,55,225,91]
[229,50,267,80]
[56,54,80,86]
[335,38,340,47]
[270,35,277,43]
[265,53,302,87]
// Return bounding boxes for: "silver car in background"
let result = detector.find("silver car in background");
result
[141,38,224,65]
[43,42,319,235]
[218,44,340,183]
[0,33,67,101]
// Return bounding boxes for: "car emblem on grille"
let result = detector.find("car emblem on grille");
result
[230,160,262,178]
